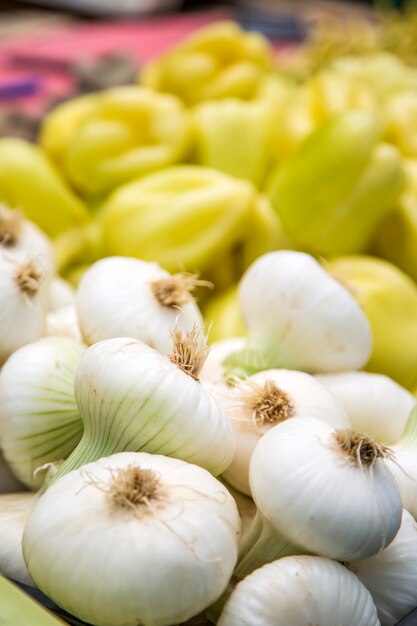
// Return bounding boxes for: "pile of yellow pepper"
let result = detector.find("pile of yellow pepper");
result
[2,21,417,394]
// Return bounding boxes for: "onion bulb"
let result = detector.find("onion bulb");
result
[218,556,380,626]
[76,256,207,353]
[24,451,241,626]
[353,509,417,626]
[0,337,84,489]
[0,492,36,585]
[224,250,372,377]
[317,371,416,444]
[236,417,402,578]
[53,331,235,481]
[0,254,48,364]
[221,369,348,495]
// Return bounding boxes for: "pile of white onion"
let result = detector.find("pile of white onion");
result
[0,233,417,626]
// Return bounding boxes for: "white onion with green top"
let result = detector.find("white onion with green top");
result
[76,256,207,353]
[24,452,241,626]
[52,332,235,482]
[353,509,417,626]
[218,556,380,626]
[0,491,37,585]
[234,417,402,579]
[317,371,416,444]
[0,337,84,489]
[221,369,349,495]
[0,253,48,364]
[224,250,372,377]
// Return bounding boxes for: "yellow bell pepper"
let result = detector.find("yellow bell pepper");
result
[267,110,405,255]
[372,159,417,283]
[0,138,88,237]
[140,21,274,106]
[326,255,417,391]
[100,165,257,274]
[193,98,274,186]
[239,195,293,271]
[203,195,292,290]
[43,87,191,198]
[39,92,100,167]
[384,91,417,157]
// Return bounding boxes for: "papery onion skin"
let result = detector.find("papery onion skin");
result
[0,255,48,364]
[228,250,372,375]
[23,452,241,626]
[0,492,36,585]
[250,417,402,561]
[354,509,417,626]
[317,371,416,444]
[55,337,235,480]
[0,337,84,489]
[218,556,380,626]
[76,256,204,354]
[221,369,349,495]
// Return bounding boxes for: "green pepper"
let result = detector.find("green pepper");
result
[0,138,88,237]
[41,87,191,198]
[100,165,257,274]
[141,21,274,106]
[267,110,405,255]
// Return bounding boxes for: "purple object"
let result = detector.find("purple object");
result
[0,78,41,100]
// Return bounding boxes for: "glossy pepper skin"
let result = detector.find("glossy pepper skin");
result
[326,255,417,391]
[267,110,405,255]
[140,21,274,106]
[41,87,191,198]
[99,165,257,275]
[372,159,417,282]
[39,93,100,168]
[0,138,88,237]
[193,99,274,186]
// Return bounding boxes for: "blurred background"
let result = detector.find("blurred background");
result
[0,0,400,141]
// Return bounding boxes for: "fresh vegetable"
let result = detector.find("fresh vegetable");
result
[220,369,348,495]
[317,371,416,444]
[52,332,235,480]
[0,138,88,238]
[0,337,84,489]
[23,451,241,626]
[354,509,417,626]
[100,166,257,275]
[326,255,417,390]
[0,254,48,365]
[218,556,380,626]
[76,256,206,352]
[237,417,401,578]
[141,21,274,105]
[267,110,405,255]
[223,250,372,377]
[0,492,37,585]
[46,87,191,197]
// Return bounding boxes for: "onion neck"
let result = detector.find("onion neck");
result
[207,511,303,624]
[235,511,304,580]
[50,431,111,484]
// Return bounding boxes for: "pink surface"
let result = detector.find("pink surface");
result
[0,10,230,114]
